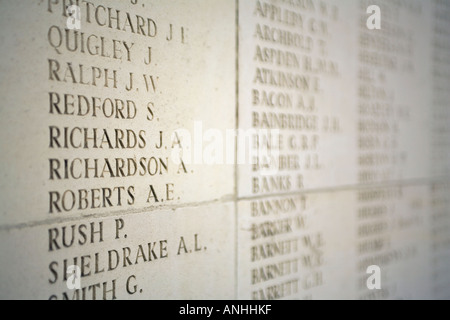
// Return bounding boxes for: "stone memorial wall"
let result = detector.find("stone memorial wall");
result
[0,0,449,300]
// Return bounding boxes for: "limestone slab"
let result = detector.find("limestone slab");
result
[0,0,236,226]
[0,202,235,300]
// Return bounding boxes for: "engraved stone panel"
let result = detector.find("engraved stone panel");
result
[0,202,235,300]
[238,0,359,198]
[356,0,433,184]
[237,192,357,300]
[355,184,432,299]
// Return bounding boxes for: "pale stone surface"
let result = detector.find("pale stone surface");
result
[237,0,436,198]
[238,0,359,197]
[0,202,235,300]
[0,0,236,226]
[0,0,449,300]
[427,181,450,299]
[237,185,433,300]
[355,0,434,184]
[237,192,357,300]
[235,0,447,300]
[355,184,432,299]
